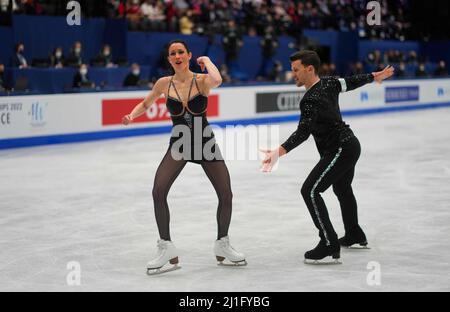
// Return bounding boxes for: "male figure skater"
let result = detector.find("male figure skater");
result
[261,50,394,263]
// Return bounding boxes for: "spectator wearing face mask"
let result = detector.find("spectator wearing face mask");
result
[94,44,115,67]
[123,63,144,87]
[49,47,65,68]
[11,42,28,68]
[415,63,428,78]
[396,62,407,78]
[67,41,84,67]
[434,61,448,77]
[73,64,95,88]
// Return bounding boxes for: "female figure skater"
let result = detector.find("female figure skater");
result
[122,40,246,274]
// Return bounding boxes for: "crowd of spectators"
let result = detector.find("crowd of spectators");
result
[2,0,415,41]
[104,0,414,42]
[6,41,129,69]
[3,1,449,42]
[1,1,448,93]
[364,49,448,78]
[71,61,150,90]
[1,44,448,93]
[0,41,155,92]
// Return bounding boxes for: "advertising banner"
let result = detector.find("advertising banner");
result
[1,78,450,149]
[102,95,219,126]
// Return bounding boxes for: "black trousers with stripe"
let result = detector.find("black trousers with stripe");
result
[301,136,361,246]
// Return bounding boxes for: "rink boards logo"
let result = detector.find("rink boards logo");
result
[385,86,419,103]
[360,91,369,102]
[437,86,450,98]
[256,91,306,113]
[101,95,219,125]
[29,101,47,127]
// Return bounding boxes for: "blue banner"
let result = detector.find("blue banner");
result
[385,86,419,103]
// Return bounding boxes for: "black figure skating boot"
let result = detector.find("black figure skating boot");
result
[339,226,369,249]
[304,240,341,265]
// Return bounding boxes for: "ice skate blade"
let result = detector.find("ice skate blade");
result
[146,264,181,276]
[344,245,370,250]
[216,258,247,267]
[343,243,370,250]
[303,259,342,265]
[303,258,342,265]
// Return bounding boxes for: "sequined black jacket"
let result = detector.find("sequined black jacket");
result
[281,74,374,154]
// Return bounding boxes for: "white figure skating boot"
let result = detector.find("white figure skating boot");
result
[214,236,247,266]
[146,239,180,275]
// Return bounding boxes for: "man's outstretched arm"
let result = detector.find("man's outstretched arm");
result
[338,65,395,92]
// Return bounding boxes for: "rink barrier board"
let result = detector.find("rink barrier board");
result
[1,79,450,149]
[1,101,450,150]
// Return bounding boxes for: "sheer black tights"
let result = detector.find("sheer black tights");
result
[152,150,232,241]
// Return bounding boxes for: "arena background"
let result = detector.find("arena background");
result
[0,0,449,294]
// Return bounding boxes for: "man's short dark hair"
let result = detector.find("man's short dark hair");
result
[289,50,321,74]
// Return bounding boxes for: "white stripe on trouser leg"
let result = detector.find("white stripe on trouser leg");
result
[310,147,342,246]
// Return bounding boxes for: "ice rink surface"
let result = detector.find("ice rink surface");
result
[1,107,450,292]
